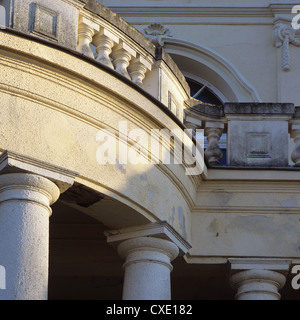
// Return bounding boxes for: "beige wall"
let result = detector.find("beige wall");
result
[103,0,300,106]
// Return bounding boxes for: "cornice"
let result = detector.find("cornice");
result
[205,168,300,182]
[109,6,273,17]
[106,3,299,25]
[270,2,300,15]
[107,5,272,25]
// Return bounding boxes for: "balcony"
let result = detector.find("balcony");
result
[0,0,190,124]
[1,0,298,172]
[185,102,300,169]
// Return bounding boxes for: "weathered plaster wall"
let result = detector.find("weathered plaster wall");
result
[0,31,199,241]
[188,171,300,263]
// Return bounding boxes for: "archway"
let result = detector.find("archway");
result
[163,37,262,103]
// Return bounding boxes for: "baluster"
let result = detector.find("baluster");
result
[77,17,99,59]
[204,122,224,165]
[93,28,119,69]
[111,42,136,79]
[128,55,152,88]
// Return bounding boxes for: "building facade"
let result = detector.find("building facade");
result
[0,0,300,300]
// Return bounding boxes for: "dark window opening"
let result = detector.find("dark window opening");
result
[186,78,223,105]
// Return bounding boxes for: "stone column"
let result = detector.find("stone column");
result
[0,150,77,300]
[118,236,179,300]
[228,258,290,300]
[106,221,192,300]
[0,173,60,300]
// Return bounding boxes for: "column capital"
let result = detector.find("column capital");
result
[105,221,192,256]
[228,258,291,300]
[0,150,78,193]
[0,173,61,210]
[118,236,180,265]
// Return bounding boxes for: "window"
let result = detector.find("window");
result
[186,77,223,105]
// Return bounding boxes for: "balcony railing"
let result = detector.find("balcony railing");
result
[77,14,154,88]
[185,102,300,168]
[0,0,190,123]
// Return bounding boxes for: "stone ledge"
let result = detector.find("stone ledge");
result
[191,103,224,118]
[224,103,295,115]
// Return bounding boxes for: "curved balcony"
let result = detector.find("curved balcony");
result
[0,0,203,236]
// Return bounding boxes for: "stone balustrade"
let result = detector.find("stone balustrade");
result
[76,14,153,88]
[74,4,190,123]
[0,0,189,123]
[184,102,300,168]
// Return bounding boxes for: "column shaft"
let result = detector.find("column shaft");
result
[118,237,179,300]
[0,173,60,300]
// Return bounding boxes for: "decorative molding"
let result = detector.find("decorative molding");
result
[269,2,299,16]
[29,3,60,42]
[107,6,274,25]
[143,23,172,47]
[273,18,300,71]
[107,3,298,24]
[246,132,271,159]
